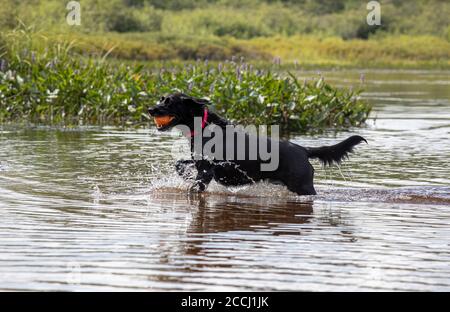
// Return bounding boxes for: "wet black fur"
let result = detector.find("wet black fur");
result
[148,93,367,195]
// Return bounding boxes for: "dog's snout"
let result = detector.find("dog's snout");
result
[148,107,156,116]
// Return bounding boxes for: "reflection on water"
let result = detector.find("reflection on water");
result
[151,192,314,233]
[0,69,449,291]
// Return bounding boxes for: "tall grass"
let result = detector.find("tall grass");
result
[0,31,371,132]
[19,31,450,68]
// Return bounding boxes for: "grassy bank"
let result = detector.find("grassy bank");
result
[38,32,450,69]
[1,0,449,69]
[0,31,371,132]
[3,0,449,40]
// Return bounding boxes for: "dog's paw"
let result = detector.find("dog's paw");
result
[189,181,206,193]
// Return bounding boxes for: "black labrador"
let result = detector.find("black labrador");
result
[148,93,366,195]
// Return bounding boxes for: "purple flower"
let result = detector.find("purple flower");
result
[46,60,54,69]
[0,59,7,72]
[360,73,365,84]
[273,56,281,66]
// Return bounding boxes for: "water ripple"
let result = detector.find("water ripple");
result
[1,69,449,291]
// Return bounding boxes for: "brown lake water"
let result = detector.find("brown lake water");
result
[0,69,449,291]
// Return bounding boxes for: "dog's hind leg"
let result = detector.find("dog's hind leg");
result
[286,181,317,196]
[283,165,317,196]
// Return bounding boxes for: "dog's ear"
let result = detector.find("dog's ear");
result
[181,95,211,107]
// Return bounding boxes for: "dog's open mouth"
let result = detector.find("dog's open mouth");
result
[154,115,175,129]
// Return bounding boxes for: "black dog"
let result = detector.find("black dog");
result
[148,93,366,195]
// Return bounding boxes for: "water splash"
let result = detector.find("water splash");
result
[146,170,449,205]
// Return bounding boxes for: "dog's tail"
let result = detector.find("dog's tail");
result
[306,135,367,166]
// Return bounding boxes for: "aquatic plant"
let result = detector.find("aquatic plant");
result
[0,32,371,132]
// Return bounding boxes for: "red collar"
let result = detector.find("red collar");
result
[188,107,208,137]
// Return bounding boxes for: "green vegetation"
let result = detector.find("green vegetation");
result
[1,0,447,130]
[14,32,448,69]
[0,0,449,68]
[3,0,449,39]
[0,30,370,132]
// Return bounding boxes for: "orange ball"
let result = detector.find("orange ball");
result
[154,116,174,127]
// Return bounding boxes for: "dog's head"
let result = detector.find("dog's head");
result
[148,93,210,131]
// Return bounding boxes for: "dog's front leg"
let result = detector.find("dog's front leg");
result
[175,159,196,181]
[190,160,214,193]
